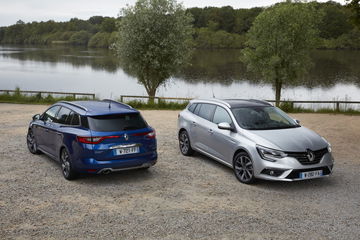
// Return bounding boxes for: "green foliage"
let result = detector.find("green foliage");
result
[113,0,194,99]
[88,32,111,48]
[347,0,360,27]
[69,30,92,45]
[0,2,358,49]
[317,1,353,39]
[195,28,245,49]
[0,89,93,104]
[125,99,188,110]
[101,18,116,32]
[241,2,320,105]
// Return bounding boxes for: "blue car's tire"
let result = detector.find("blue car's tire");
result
[27,129,41,154]
[60,148,78,180]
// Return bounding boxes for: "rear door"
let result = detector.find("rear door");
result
[86,113,155,161]
[192,103,216,155]
[209,106,237,163]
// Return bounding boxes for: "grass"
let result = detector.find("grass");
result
[1,89,359,114]
[124,99,189,110]
[0,88,93,104]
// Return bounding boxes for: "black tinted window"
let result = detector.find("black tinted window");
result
[56,107,72,124]
[88,113,147,132]
[198,104,216,121]
[68,111,80,126]
[188,103,197,113]
[213,107,232,124]
[42,106,60,123]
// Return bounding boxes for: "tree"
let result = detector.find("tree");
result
[241,2,320,106]
[113,0,193,102]
[347,0,360,27]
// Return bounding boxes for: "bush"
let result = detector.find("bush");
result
[69,30,92,45]
[88,32,111,48]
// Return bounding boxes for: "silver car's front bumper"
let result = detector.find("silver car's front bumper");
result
[252,152,334,181]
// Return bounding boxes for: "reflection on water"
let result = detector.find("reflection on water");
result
[0,45,359,105]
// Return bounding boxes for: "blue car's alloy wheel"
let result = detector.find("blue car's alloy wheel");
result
[27,129,40,154]
[60,148,77,180]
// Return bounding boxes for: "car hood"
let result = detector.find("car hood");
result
[245,126,328,152]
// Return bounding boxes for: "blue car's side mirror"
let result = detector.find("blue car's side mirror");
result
[32,114,40,121]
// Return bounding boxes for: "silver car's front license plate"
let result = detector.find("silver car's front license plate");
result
[300,170,323,179]
[115,146,139,155]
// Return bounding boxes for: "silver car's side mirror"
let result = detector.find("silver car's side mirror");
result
[218,122,233,131]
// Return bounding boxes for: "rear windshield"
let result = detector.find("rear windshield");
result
[88,113,147,132]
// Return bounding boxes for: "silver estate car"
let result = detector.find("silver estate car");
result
[177,99,334,183]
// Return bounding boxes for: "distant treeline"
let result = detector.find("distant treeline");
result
[0,1,359,49]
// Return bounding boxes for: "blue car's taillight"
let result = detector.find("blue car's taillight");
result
[77,136,120,144]
[132,130,156,139]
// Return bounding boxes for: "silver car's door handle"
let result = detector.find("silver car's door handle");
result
[208,129,214,134]
[45,129,49,132]
[192,121,197,126]
[56,132,62,136]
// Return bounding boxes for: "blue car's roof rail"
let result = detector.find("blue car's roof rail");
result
[102,99,132,109]
[59,101,88,111]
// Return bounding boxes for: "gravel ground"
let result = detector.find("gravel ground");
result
[0,103,359,240]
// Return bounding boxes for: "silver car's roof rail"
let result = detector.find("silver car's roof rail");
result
[208,98,231,107]
[248,99,272,106]
[59,101,88,111]
[102,99,132,109]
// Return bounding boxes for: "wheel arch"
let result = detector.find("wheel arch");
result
[233,147,252,166]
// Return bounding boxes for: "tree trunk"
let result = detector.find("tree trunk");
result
[147,88,157,105]
[275,78,282,107]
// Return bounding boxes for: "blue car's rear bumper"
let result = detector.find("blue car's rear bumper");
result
[74,151,157,173]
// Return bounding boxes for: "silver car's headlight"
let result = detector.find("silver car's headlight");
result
[321,137,332,153]
[256,145,287,162]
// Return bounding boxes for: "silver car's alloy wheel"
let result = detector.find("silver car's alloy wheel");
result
[179,131,194,156]
[234,153,254,183]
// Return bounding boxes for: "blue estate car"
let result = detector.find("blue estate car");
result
[26,100,157,180]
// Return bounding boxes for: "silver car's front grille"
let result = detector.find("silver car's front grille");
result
[286,148,328,165]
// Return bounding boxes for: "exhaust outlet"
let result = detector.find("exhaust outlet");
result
[101,169,112,175]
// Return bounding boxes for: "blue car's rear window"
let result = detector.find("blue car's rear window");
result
[88,113,147,132]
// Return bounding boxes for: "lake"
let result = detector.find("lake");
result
[1,45,359,108]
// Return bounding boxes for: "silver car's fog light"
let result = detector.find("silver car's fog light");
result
[256,145,287,162]
[261,168,285,177]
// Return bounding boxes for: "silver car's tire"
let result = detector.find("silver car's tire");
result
[179,130,194,156]
[233,152,255,184]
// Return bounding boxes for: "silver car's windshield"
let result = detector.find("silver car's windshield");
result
[231,106,300,130]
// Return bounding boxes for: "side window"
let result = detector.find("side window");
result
[56,107,72,124]
[193,104,202,116]
[188,103,197,113]
[42,106,61,123]
[69,112,80,126]
[198,104,216,121]
[213,106,233,124]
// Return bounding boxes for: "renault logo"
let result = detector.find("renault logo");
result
[124,134,129,141]
[306,149,315,162]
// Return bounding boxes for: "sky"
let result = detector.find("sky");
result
[0,0,347,27]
